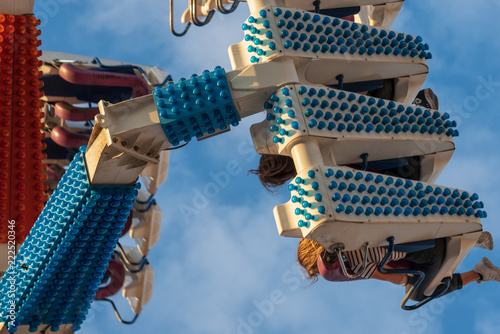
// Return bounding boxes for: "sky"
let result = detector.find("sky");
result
[32,0,500,333]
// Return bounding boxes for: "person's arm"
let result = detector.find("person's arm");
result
[371,267,408,286]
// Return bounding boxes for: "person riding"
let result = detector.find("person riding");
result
[251,153,500,299]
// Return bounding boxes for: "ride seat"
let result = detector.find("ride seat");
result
[317,251,411,282]
[423,232,481,296]
[317,239,436,282]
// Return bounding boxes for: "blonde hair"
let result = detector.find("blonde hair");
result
[297,238,325,284]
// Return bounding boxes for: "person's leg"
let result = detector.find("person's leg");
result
[444,267,495,292]
[371,269,408,286]
[406,258,500,302]
[461,270,481,285]
[428,260,500,299]
[404,238,446,301]
[427,273,463,299]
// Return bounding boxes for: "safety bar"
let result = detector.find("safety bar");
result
[378,236,451,310]
[58,63,148,97]
[50,126,90,148]
[54,101,99,122]
[95,298,140,324]
[92,57,172,87]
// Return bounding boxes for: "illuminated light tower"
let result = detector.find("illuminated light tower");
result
[0,6,46,249]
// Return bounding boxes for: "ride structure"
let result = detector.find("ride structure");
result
[0,0,489,333]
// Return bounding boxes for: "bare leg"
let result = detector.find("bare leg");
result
[460,270,481,286]
[372,269,480,288]
[371,269,408,286]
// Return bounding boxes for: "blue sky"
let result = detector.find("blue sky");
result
[34,0,500,333]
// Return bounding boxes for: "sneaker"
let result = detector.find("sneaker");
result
[474,231,494,251]
[413,88,439,110]
[473,257,500,284]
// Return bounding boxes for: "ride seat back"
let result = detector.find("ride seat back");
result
[423,232,481,296]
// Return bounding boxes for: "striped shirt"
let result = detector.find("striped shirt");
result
[343,247,407,279]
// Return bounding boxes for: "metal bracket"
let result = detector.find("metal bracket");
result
[329,242,369,279]
[379,236,451,310]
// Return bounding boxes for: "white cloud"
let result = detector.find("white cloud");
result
[132,199,290,333]
[77,0,169,35]
[32,0,500,333]
[475,302,500,334]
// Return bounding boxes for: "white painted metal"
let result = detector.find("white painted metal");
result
[420,150,455,183]
[355,1,404,28]
[250,84,455,173]
[276,0,402,11]
[181,0,237,23]
[85,97,171,185]
[181,0,405,28]
[423,232,480,296]
[290,141,324,174]
[227,8,429,119]
[140,150,170,194]
[131,190,163,255]
[40,51,170,86]
[121,247,154,315]
[0,0,34,15]
[274,165,482,249]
